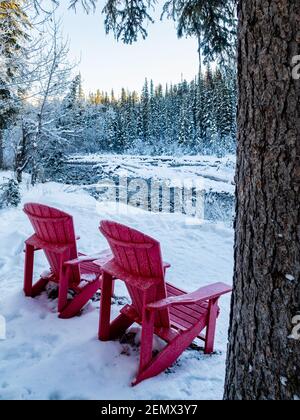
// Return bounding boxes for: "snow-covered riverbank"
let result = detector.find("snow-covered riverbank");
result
[66,153,236,194]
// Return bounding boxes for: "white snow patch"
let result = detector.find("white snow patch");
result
[41,270,52,279]
[280,377,287,387]
[80,274,97,282]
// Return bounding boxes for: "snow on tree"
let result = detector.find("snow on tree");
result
[19,17,77,184]
[0,0,29,168]
[81,68,236,155]
[0,177,20,208]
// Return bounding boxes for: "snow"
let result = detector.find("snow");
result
[280,377,287,387]
[67,153,236,194]
[0,171,18,184]
[285,274,295,282]
[0,175,233,400]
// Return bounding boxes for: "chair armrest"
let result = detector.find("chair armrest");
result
[101,259,161,291]
[147,282,232,311]
[25,234,73,254]
[64,249,112,266]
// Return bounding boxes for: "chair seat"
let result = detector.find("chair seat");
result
[166,283,209,336]
[120,282,213,344]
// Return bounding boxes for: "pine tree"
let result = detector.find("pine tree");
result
[49,69,237,156]
[106,107,119,150]
[213,68,235,155]
[95,89,103,105]
[148,79,155,146]
[140,78,150,144]
[153,83,166,152]
[99,0,236,62]
[195,72,206,152]
[119,87,132,150]
[0,178,20,208]
[202,66,217,153]
[59,74,85,152]
[164,83,177,150]
[111,89,116,104]
[178,84,194,151]
[0,0,29,168]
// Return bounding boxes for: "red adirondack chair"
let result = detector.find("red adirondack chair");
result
[23,203,112,319]
[97,220,232,385]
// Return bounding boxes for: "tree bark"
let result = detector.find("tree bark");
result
[15,119,30,183]
[224,0,300,400]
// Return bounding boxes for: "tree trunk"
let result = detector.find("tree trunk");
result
[15,120,29,183]
[224,0,300,400]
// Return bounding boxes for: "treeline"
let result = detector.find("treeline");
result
[68,67,237,156]
[0,1,236,187]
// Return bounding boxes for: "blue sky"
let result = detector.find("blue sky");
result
[57,3,199,96]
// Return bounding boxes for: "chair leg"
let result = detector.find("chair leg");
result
[98,271,114,341]
[133,317,207,386]
[111,279,115,297]
[204,298,219,354]
[134,286,156,384]
[138,308,155,374]
[59,279,100,319]
[24,244,34,297]
[108,313,135,340]
[31,277,50,297]
[58,255,70,313]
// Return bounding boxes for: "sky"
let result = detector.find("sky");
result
[56,2,199,96]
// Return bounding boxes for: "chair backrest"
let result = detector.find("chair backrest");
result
[100,220,170,327]
[24,203,80,284]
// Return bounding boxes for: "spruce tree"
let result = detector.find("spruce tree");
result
[59,74,85,152]
[140,78,150,144]
[0,0,29,168]
[195,72,206,152]
[202,65,217,153]
[0,178,20,208]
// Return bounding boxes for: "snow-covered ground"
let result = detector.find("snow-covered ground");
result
[0,174,233,400]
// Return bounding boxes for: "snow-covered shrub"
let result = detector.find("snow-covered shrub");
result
[0,179,21,209]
